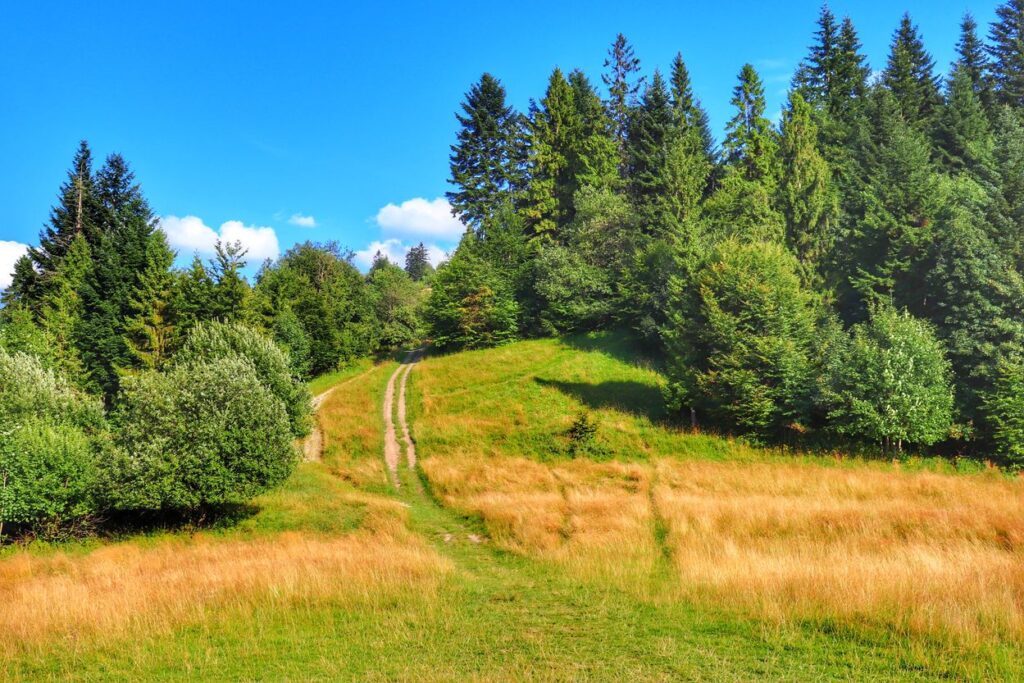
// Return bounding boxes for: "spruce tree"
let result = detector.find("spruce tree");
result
[567,70,620,193]
[404,243,433,281]
[38,233,91,384]
[447,73,526,227]
[601,34,645,159]
[988,0,1024,107]
[627,71,675,224]
[722,64,779,186]
[29,141,103,286]
[123,230,177,370]
[792,5,841,107]
[1,255,41,311]
[669,52,714,160]
[936,65,995,175]
[882,13,941,128]
[779,91,838,269]
[523,68,582,239]
[955,13,995,114]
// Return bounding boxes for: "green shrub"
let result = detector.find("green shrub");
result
[107,356,297,512]
[0,420,98,535]
[0,349,104,536]
[823,305,953,451]
[983,359,1024,468]
[175,321,311,437]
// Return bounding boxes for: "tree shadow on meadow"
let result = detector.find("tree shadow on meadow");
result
[534,377,669,423]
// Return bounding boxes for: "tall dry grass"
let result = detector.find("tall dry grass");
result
[319,363,392,489]
[653,459,1024,643]
[0,523,449,657]
[422,453,1024,645]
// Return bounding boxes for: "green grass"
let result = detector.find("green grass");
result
[2,332,1021,681]
[306,358,375,396]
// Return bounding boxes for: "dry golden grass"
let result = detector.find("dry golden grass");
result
[423,452,1024,645]
[653,459,1024,643]
[0,519,449,657]
[319,362,393,489]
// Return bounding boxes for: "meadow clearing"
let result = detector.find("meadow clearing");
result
[1,333,1022,680]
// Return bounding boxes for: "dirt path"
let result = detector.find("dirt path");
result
[382,351,421,486]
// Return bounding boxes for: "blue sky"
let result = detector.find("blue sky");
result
[0,1,997,284]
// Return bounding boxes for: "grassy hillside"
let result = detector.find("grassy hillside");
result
[1,333,1022,681]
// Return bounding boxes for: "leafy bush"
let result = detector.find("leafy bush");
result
[175,321,311,437]
[824,305,953,451]
[983,359,1024,468]
[107,356,297,512]
[0,349,105,536]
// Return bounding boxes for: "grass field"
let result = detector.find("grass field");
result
[1,333,1022,681]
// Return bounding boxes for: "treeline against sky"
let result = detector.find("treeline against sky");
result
[428,2,1024,465]
[0,144,433,538]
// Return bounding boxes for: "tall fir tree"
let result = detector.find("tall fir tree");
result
[936,65,996,175]
[779,91,838,270]
[38,233,91,385]
[123,230,177,370]
[626,70,675,226]
[792,5,841,107]
[404,243,433,281]
[447,73,526,227]
[988,0,1024,107]
[567,70,620,194]
[29,141,103,287]
[882,13,941,128]
[722,64,779,186]
[955,13,995,114]
[669,52,715,161]
[601,34,645,163]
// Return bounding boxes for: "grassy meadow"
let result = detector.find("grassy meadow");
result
[1,333,1022,680]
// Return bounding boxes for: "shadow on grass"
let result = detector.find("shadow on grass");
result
[535,377,668,423]
[559,329,663,370]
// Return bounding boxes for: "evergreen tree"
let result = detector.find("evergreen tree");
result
[404,242,433,281]
[722,64,779,185]
[669,52,714,160]
[988,0,1024,107]
[38,234,91,384]
[627,71,675,223]
[523,68,578,239]
[936,65,996,175]
[955,13,995,114]
[792,5,841,107]
[1,255,41,311]
[601,34,645,158]
[779,91,838,269]
[447,73,526,227]
[29,141,103,285]
[567,70,620,193]
[207,240,250,321]
[123,230,177,370]
[984,358,1024,466]
[989,106,1024,266]
[882,13,941,128]
[832,18,872,119]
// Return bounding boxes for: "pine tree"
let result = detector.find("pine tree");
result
[779,91,838,269]
[601,34,645,158]
[123,230,177,370]
[882,13,941,128]
[29,141,103,285]
[447,73,526,227]
[404,243,433,281]
[955,13,995,114]
[722,64,779,186]
[627,71,675,223]
[38,233,91,384]
[936,65,995,175]
[523,68,582,239]
[669,52,714,160]
[792,5,841,107]
[988,0,1024,107]
[567,70,620,194]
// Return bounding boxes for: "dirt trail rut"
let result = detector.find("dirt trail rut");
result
[383,351,422,486]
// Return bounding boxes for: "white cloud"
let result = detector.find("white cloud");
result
[288,213,317,228]
[0,240,30,291]
[375,197,466,241]
[159,215,280,262]
[353,239,447,271]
